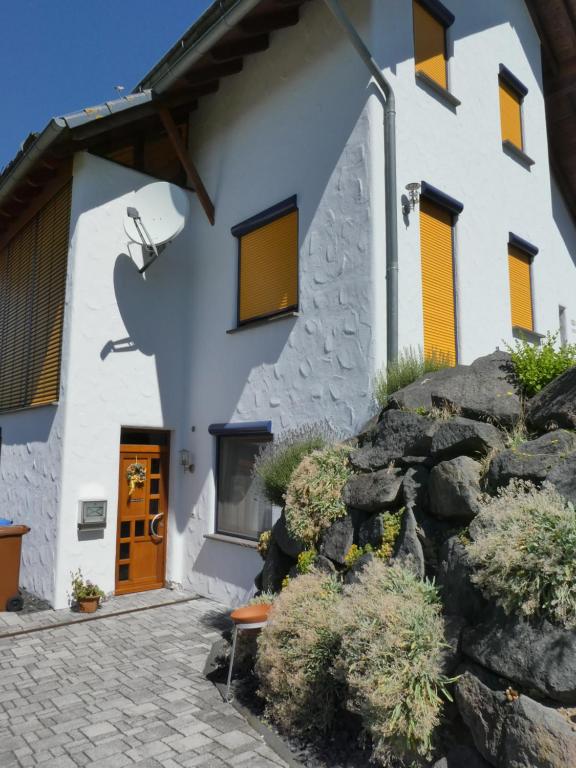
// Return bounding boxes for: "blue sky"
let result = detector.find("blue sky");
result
[0,0,213,170]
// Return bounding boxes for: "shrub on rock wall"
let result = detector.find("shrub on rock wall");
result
[507,332,576,397]
[256,572,343,736]
[468,480,576,627]
[374,346,451,407]
[253,424,334,506]
[336,560,451,767]
[284,444,353,546]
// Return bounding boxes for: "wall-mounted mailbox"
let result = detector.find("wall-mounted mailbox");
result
[78,500,107,530]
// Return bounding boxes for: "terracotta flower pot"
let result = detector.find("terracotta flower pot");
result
[77,596,100,613]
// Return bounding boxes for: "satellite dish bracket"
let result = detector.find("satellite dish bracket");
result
[127,207,162,274]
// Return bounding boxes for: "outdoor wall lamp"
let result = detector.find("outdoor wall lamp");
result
[403,182,421,216]
[179,449,195,474]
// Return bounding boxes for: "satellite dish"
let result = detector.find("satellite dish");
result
[124,181,190,273]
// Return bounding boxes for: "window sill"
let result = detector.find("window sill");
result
[227,310,299,334]
[204,533,258,549]
[415,72,461,110]
[513,326,544,344]
[503,141,535,169]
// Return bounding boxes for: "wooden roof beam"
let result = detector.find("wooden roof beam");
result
[185,59,243,87]
[240,6,300,35]
[157,106,215,225]
[210,34,270,62]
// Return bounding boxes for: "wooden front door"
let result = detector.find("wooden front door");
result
[115,443,169,594]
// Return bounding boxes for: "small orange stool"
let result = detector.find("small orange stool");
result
[226,603,272,701]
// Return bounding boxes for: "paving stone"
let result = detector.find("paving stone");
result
[0,597,286,767]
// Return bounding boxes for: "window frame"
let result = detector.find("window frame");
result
[498,65,534,167]
[508,233,539,338]
[412,0,458,105]
[231,196,299,329]
[209,421,273,542]
[419,182,464,365]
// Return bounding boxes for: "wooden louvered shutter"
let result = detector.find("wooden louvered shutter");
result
[0,180,71,412]
[508,246,533,331]
[239,209,298,324]
[413,1,448,89]
[420,198,457,365]
[499,80,523,150]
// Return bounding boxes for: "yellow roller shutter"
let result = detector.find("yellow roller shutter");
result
[499,79,523,150]
[239,209,298,324]
[413,1,448,89]
[420,198,457,365]
[0,180,71,412]
[508,246,533,331]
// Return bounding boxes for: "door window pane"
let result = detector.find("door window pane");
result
[217,435,272,539]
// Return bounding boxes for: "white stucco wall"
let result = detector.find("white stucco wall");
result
[179,0,383,604]
[373,0,576,358]
[4,0,576,611]
[50,152,192,608]
[0,406,63,602]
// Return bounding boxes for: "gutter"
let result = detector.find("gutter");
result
[136,0,266,95]
[322,0,399,365]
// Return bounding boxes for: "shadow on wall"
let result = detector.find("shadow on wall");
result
[551,178,576,271]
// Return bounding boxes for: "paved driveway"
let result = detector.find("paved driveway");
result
[0,597,287,768]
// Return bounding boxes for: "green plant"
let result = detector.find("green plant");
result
[257,530,272,560]
[467,481,576,627]
[249,591,276,606]
[374,346,451,407]
[336,560,453,766]
[70,570,105,602]
[253,424,334,506]
[507,332,576,397]
[297,548,317,575]
[284,444,352,546]
[256,572,343,736]
[377,510,404,559]
[344,543,367,568]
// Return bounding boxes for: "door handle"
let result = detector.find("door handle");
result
[150,513,164,543]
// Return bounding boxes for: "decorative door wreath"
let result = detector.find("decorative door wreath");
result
[126,462,146,496]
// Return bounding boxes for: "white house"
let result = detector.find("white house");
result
[0,0,575,609]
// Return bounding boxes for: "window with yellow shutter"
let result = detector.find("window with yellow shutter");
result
[508,233,538,336]
[419,183,464,367]
[231,196,298,327]
[499,65,534,167]
[0,180,71,413]
[413,0,455,95]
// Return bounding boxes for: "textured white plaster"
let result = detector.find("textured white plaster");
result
[3,0,576,610]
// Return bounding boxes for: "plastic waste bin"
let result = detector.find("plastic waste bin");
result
[0,523,30,611]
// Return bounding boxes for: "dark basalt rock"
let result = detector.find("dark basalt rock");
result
[319,515,354,566]
[456,667,576,768]
[431,417,505,461]
[313,554,337,574]
[429,456,483,522]
[392,507,425,578]
[527,366,576,431]
[352,409,438,465]
[358,512,387,549]
[272,511,306,559]
[432,746,490,768]
[462,614,576,704]
[402,465,430,515]
[486,429,576,491]
[344,552,375,585]
[388,352,522,428]
[437,537,490,622]
[261,541,293,593]
[342,467,404,512]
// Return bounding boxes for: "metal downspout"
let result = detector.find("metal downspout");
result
[321,0,399,364]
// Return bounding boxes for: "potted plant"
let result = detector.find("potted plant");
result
[71,569,105,613]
